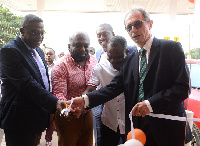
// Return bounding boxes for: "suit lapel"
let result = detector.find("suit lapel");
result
[35,48,50,81]
[146,38,160,74]
[16,36,40,72]
[15,36,46,87]
[35,48,47,69]
[131,51,139,87]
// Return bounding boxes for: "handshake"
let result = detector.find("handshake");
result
[56,96,86,118]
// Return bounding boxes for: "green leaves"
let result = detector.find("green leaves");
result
[0,4,22,48]
[185,48,200,59]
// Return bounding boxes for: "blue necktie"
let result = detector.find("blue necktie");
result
[138,48,147,102]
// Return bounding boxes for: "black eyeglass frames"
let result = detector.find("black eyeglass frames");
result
[125,21,145,32]
[22,27,46,37]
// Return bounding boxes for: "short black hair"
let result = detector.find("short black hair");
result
[108,35,127,52]
[21,14,43,28]
[44,48,55,54]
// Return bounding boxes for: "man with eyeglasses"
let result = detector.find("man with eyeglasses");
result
[0,14,66,146]
[69,7,192,146]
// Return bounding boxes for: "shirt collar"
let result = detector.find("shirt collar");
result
[100,58,118,72]
[138,36,154,53]
[69,53,91,67]
[48,62,54,67]
[19,35,34,51]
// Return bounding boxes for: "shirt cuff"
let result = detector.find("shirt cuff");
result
[82,94,89,108]
[144,100,153,113]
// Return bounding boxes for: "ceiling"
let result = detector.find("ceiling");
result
[0,0,195,15]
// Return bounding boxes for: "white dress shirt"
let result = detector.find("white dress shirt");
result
[138,36,154,112]
[47,62,54,92]
[88,58,125,134]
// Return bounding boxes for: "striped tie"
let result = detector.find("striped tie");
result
[138,48,147,102]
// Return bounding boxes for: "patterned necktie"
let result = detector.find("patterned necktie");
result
[30,48,49,90]
[138,48,147,102]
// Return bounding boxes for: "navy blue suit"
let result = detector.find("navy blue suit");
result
[0,36,58,135]
[87,38,192,146]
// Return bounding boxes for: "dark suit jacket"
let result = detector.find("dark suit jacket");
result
[87,37,192,145]
[0,36,58,134]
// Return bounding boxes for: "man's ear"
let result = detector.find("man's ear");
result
[126,49,129,56]
[112,32,115,36]
[20,28,25,36]
[148,20,153,30]
[68,44,70,52]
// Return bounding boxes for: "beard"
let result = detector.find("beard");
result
[71,51,89,63]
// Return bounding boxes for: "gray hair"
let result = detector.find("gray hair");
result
[107,36,127,52]
[125,7,150,23]
[21,14,43,28]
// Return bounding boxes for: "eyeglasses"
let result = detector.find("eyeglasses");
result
[125,21,145,32]
[29,31,46,37]
[23,27,46,37]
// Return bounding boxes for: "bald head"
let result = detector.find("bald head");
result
[68,31,90,63]
[69,31,90,46]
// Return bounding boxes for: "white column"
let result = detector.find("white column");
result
[37,0,45,18]
[169,0,177,24]
[169,0,177,40]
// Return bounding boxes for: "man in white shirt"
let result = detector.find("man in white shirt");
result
[93,23,136,146]
[83,36,129,146]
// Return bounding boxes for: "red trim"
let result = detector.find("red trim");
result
[184,89,200,129]
[88,83,98,87]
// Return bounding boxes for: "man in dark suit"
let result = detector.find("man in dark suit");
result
[70,7,193,146]
[0,14,65,146]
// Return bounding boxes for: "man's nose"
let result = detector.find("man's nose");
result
[130,26,137,32]
[80,46,86,51]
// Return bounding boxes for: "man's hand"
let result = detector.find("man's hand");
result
[56,100,66,113]
[66,96,85,117]
[66,96,85,110]
[71,107,85,118]
[131,101,150,117]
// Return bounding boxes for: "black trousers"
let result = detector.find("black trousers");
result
[4,130,39,146]
[100,124,126,146]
